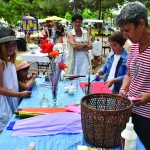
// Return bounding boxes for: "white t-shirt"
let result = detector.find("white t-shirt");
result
[108,54,121,91]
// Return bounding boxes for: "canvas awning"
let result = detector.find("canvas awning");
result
[83,19,103,23]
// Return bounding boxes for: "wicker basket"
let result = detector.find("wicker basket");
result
[81,93,132,148]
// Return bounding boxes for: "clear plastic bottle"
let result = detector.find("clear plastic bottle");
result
[120,117,137,150]
[26,142,36,150]
[40,94,49,108]
[68,84,74,95]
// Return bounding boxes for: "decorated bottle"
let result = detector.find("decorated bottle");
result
[120,117,137,150]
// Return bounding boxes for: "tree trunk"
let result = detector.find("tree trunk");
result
[98,0,102,35]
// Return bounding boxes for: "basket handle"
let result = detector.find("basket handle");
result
[113,96,126,110]
[100,87,107,110]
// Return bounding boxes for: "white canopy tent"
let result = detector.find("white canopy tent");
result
[59,19,70,25]
[82,19,103,28]
[82,19,103,24]
[38,19,45,23]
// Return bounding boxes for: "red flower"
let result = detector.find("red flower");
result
[49,50,59,58]
[40,43,55,53]
[41,39,49,44]
[58,62,68,71]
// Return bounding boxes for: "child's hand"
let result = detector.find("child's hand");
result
[32,72,38,76]
[31,74,37,80]
[105,79,114,87]
[95,72,100,80]
[20,91,31,98]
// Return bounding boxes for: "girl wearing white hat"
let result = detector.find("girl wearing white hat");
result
[0,27,31,131]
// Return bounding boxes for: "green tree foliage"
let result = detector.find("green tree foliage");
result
[1,0,71,25]
[1,0,32,24]
[82,8,97,19]
[64,12,72,23]
[0,0,150,26]
[69,0,85,13]
[36,0,70,18]
[85,0,125,20]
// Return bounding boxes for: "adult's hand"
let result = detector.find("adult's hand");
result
[133,93,150,106]
[119,89,127,97]
[82,44,92,51]
[87,44,93,50]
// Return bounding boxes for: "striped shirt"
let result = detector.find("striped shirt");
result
[126,43,150,118]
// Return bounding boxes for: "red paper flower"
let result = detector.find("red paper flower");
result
[40,39,49,44]
[58,62,68,71]
[49,50,59,58]
[40,43,55,53]
[40,42,68,90]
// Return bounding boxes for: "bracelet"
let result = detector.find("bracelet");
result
[20,92,24,98]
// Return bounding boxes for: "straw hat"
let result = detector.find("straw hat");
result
[0,27,18,43]
[15,57,32,71]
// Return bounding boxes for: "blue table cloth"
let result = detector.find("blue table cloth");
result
[0,77,146,150]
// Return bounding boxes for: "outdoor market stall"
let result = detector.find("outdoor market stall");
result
[0,77,146,150]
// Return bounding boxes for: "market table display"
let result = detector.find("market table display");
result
[21,41,102,71]
[21,51,67,71]
[30,34,45,39]
[0,77,146,150]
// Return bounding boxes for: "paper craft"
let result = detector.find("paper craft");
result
[64,104,81,114]
[11,112,82,136]
[80,82,112,94]
[7,121,15,130]
[95,75,101,81]
[18,111,46,118]
[22,108,68,113]
[65,75,86,79]
[36,76,42,78]
[27,87,33,91]
[15,108,69,118]
[64,74,86,78]
[128,97,141,102]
